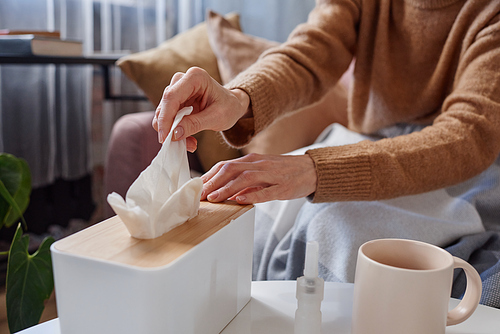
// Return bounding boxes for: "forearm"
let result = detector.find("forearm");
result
[307,114,500,203]
[308,14,500,203]
[222,0,359,147]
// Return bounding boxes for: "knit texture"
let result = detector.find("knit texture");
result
[223,0,500,202]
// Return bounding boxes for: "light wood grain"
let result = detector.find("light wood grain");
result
[54,201,253,268]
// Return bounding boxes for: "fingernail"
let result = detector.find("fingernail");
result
[236,195,246,203]
[207,191,219,202]
[173,126,184,140]
[159,129,165,143]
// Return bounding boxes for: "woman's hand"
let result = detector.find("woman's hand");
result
[152,67,250,151]
[201,153,318,204]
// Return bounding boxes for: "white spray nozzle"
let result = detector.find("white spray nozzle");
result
[304,241,319,279]
[295,240,323,334]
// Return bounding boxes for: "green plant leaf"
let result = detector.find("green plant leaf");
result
[6,224,55,334]
[0,154,31,228]
[0,180,27,231]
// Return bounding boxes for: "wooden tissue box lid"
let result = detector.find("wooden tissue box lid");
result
[53,201,253,268]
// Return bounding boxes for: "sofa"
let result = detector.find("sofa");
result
[104,10,352,217]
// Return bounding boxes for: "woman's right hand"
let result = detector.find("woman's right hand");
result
[152,67,251,151]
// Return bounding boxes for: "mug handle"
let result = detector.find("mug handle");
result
[446,257,482,326]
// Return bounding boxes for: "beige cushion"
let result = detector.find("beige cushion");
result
[206,10,280,85]
[117,12,241,106]
[116,12,242,172]
[206,11,349,155]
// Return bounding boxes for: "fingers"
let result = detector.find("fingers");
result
[186,136,198,153]
[232,186,279,204]
[201,154,318,204]
[152,72,185,136]
[201,154,264,199]
[152,67,250,149]
[208,170,269,202]
[170,71,186,86]
[201,155,274,203]
[200,161,238,201]
[153,67,209,143]
[172,85,244,141]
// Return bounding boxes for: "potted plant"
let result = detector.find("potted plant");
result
[0,153,55,333]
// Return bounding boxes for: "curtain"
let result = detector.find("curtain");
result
[0,0,173,188]
[179,0,316,42]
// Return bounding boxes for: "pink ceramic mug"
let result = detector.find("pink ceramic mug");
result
[351,238,482,334]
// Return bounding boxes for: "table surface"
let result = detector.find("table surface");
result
[17,281,500,334]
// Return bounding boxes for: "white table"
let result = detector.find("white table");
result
[18,281,500,334]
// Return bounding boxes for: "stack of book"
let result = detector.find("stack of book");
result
[0,30,83,57]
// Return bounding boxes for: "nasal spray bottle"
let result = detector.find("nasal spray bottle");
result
[294,240,324,334]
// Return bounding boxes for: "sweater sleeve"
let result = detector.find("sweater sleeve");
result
[221,0,360,147]
[308,15,500,202]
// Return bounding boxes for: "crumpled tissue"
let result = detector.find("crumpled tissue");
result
[107,107,203,239]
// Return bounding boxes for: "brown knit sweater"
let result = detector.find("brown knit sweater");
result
[223,0,500,203]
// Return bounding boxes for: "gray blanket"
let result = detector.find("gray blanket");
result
[252,124,500,308]
[446,231,500,308]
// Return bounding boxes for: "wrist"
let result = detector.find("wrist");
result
[303,154,318,197]
[231,88,252,119]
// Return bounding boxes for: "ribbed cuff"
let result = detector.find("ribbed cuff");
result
[306,145,372,202]
[220,117,255,148]
[222,71,281,148]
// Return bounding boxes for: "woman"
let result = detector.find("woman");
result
[153,0,500,282]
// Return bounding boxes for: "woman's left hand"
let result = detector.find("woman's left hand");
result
[201,153,317,204]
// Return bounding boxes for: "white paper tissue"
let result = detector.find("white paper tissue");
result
[107,107,203,239]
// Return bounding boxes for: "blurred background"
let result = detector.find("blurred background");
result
[0,0,315,243]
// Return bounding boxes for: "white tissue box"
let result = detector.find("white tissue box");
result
[51,201,255,334]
